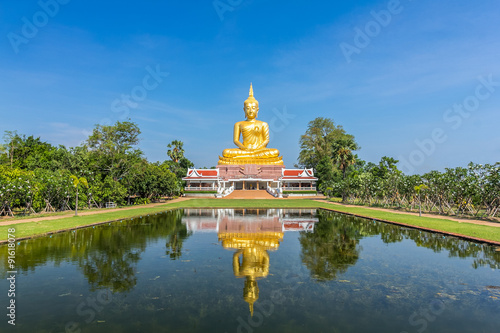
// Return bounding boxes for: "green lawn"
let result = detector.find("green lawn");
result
[1,199,499,244]
[317,201,500,243]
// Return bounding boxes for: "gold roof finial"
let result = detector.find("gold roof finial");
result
[244,83,258,106]
[243,277,259,317]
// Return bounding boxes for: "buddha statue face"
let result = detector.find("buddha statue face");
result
[244,101,259,120]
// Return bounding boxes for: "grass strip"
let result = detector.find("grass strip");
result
[317,201,500,243]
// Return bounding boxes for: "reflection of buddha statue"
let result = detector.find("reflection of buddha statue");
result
[220,228,283,316]
[233,247,270,316]
[218,84,284,165]
[218,213,283,315]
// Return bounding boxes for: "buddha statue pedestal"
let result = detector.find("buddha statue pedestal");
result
[217,164,285,182]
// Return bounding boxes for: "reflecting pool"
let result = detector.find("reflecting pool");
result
[1,209,499,332]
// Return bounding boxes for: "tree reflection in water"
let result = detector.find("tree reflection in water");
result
[300,210,361,281]
[300,210,500,281]
[2,209,191,292]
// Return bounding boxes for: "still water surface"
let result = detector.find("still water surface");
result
[1,209,499,332]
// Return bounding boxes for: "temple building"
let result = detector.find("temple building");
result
[183,84,317,198]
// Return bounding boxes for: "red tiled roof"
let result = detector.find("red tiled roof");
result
[283,170,302,176]
[282,177,317,180]
[183,177,218,180]
[184,169,219,179]
[283,169,315,177]
[281,169,316,180]
[198,170,218,176]
[283,222,315,231]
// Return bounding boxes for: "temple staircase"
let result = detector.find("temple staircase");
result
[223,190,276,199]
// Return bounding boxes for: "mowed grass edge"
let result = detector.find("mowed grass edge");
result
[1,199,499,244]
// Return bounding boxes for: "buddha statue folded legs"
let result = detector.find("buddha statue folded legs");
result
[222,147,280,159]
[218,84,284,165]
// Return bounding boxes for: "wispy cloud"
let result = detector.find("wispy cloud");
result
[40,122,88,147]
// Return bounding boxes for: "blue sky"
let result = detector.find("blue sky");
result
[1,0,499,173]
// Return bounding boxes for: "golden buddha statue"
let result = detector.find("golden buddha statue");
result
[218,84,284,165]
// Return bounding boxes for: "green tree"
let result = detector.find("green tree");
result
[13,135,64,170]
[86,121,142,180]
[316,156,338,192]
[372,156,400,179]
[91,175,127,206]
[2,131,22,168]
[298,118,357,193]
[332,137,358,180]
[298,117,352,169]
[130,163,178,200]
[58,146,93,175]
[0,141,8,165]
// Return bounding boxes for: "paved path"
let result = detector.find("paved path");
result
[0,197,192,226]
[316,199,500,228]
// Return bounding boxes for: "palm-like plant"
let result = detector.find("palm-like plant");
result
[167,140,184,163]
[332,137,358,180]
[414,184,429,217]
[332,137,358,202]
[71,175,88,216]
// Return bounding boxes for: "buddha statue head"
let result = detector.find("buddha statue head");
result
[244,83,259,120]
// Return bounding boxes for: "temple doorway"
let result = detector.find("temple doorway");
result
[245,182,257,190]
